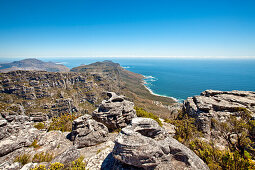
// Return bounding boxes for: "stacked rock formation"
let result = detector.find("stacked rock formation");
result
[92,92,137,131]
[112,117,209,170]
[71,114,109,148]
[183,90,255,136]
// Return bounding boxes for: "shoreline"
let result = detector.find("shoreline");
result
[142,79,180,103]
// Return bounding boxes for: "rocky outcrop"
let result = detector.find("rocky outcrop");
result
[50,146,80,165]
[112,117,209,170]
[71,114,109,148]
[29,112,47,122]
[183,90,255,136]
[92,92,137,131]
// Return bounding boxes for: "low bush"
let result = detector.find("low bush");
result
[165,114,201,145]
[14,153,31,165]
[34,122,45,130]
[32,152,54,163]
[134,107,162,126]
[189,139,255,170]
[71,156,87,169]
[30,139,40,148]
[48,113,78,132]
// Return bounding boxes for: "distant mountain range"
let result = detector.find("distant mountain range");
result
[0,58,70,72]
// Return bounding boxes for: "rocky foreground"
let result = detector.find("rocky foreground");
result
[0,92,209,170]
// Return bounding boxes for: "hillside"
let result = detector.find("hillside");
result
[71,60,178,118]
[0,58,70,72]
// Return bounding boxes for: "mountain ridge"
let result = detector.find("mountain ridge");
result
[0,58,70,72]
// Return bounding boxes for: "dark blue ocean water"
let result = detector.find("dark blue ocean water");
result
[1,57,255,101]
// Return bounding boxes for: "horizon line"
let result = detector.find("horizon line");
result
[1,55,255,60]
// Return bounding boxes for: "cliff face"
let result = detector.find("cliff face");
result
[0,58,70,72]
[183,90,255,148]
[0,70,113,117]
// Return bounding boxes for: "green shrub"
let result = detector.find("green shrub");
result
[49,162,64,170]
[32,152,54,163]
[134,107,162,126]
[165,114,201,144]
[34,122,45,130]
[31,165,47,170]
[71,156,87,169]
[189,139,255,170]
[48,113,78,132]
[30,139,40,148]
[14,153,31,165]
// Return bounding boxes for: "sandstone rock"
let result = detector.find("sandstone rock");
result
[20,163,38,170]
[92,92,137,131]
[0,162,21,170]
[71,114,109,148]
[29,112,47,122]
[50,146,80,165]
[37,131,73,154]
[183,90,255,136]
[112,117,209,170]
[0,127,39,157]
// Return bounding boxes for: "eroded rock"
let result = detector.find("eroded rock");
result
[92,92,137,131]
[183,90,255,136]
[112,117,209,170]
[71,114,109,148]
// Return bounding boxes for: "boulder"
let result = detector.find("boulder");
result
[112,118,209,170]
[92,92,137,131]
[71,114,109,148]
[50,146,80,165]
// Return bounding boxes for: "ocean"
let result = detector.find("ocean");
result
[2,57,255,102]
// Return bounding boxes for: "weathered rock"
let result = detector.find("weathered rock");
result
[71,114,109,148]
[37,131,73,154]
[0,127,39,157]
[112,117,209,170]
[0,162,21,170]
[183,90,255,136]
[20,163,38,170]
[29,112,47,122]
[50,146,80,165]
[92,92,137,131]
[51,98,78,116]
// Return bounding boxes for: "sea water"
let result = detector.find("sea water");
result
[1,57,255,102]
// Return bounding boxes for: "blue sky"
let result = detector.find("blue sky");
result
[0,0,255,58]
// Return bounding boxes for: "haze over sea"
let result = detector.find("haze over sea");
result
[2,57,255,102]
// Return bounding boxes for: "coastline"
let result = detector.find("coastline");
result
[142,78,180,103]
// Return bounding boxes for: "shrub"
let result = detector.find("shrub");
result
[49,162,64,170]
[134,107,162,126]
[32,152,54,163]
[189,139,255,170]
[14,153,31,165]
[30,139,40,148]
[34,122,45,130]
[31,165,47,170]
[71,156,87,169]
[48,113,78,132]
[166,114,201,144]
